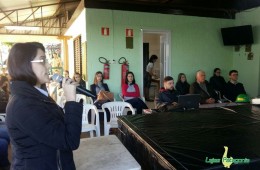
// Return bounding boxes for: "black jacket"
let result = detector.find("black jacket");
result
[225,81,246,102]
[90,83,109,100]
[209,75,226,95]
[6,81,83,170]
[175,81,190,95]
[190,81,219,104]
[155,88,181,112]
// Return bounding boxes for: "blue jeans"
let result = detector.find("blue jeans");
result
[0,126,10,167]
[0,138,9,167]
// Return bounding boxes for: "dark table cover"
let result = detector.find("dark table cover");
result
[117,104,260,170]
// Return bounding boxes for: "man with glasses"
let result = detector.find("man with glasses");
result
[225,70,246,102]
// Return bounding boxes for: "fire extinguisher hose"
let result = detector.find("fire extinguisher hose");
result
[118,57,127,64]
[98,57,109,64]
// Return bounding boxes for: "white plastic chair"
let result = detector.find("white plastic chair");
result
[76,94,94,104]
[82,104,100,137]
[0,113,6,122]
[119,93,145,114]
[102,101,135,136]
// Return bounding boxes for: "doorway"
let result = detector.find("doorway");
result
[141,29,171,99]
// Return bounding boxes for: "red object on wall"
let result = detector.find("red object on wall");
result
[101,27,109,36]
[126,29,133,37]
[103,63,110,79]
[121,62,129,85]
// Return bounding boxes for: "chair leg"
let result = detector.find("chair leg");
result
[90,131,94,138]
[96,126,100,137]
[104,125,110,136]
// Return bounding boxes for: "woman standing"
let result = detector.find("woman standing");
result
[144,55,158,101]
[175,73,190,95]
[6,42,83,170]
[122,72,148,114]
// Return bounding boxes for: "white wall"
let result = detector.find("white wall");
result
[65,8,86,78]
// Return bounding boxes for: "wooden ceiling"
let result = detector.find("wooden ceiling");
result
[84,0,260,19]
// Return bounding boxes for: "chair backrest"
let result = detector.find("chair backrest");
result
[0,113,6,122]
[82,104,99,125]
[119,93,124,101]
[102,101,135,123]
[76,94,93,104]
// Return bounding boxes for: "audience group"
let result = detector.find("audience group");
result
[155,68,247,111]
[0,47,249,170]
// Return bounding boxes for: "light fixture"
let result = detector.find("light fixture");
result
[4,26,40,31]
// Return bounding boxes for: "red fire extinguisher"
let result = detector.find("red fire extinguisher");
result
[118,57,129,85]
[99,57,110,79]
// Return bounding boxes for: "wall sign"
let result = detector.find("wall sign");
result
[126,29,133,37]
[101,27,109,36]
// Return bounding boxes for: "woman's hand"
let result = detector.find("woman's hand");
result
[63,83,76,102]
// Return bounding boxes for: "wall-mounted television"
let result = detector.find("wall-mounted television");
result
[221,25,254,46]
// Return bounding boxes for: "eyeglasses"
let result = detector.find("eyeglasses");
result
[31,58,49,65]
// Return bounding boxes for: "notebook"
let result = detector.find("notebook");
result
[178,94,201,110]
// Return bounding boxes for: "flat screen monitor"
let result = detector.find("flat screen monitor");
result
[221,25,253,46]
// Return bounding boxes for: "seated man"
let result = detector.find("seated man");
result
[155,76,181,112]
[225,70,246,102]
[190,70,218,104]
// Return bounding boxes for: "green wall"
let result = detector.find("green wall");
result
[233,7,260,97]
[86,9,234,98]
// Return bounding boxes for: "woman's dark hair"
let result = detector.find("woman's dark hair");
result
[177,73,186,83]
[64,70,69,74]
[94,71,103,84]
[213,68,221,75]
[149,55,158,63]
[125,71,136,84]
[8,42,45,86]
[29,42,45,52]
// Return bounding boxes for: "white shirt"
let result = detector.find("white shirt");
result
[34,86,48,97]
[146,62,153,73]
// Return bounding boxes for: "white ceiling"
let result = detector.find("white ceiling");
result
[0,0,80,36]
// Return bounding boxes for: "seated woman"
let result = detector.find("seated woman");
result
[73,72,86,91]
[122,72,148,114]
[175,73,190,95]
[90,71,111,109]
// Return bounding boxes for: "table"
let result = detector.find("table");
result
[117,104,260,169]
[73,135,141,170]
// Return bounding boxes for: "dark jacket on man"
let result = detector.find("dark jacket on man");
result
[225,81,246,102]
[155,88,181,112]
[190,81,219,104]
[6,81,83,170]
